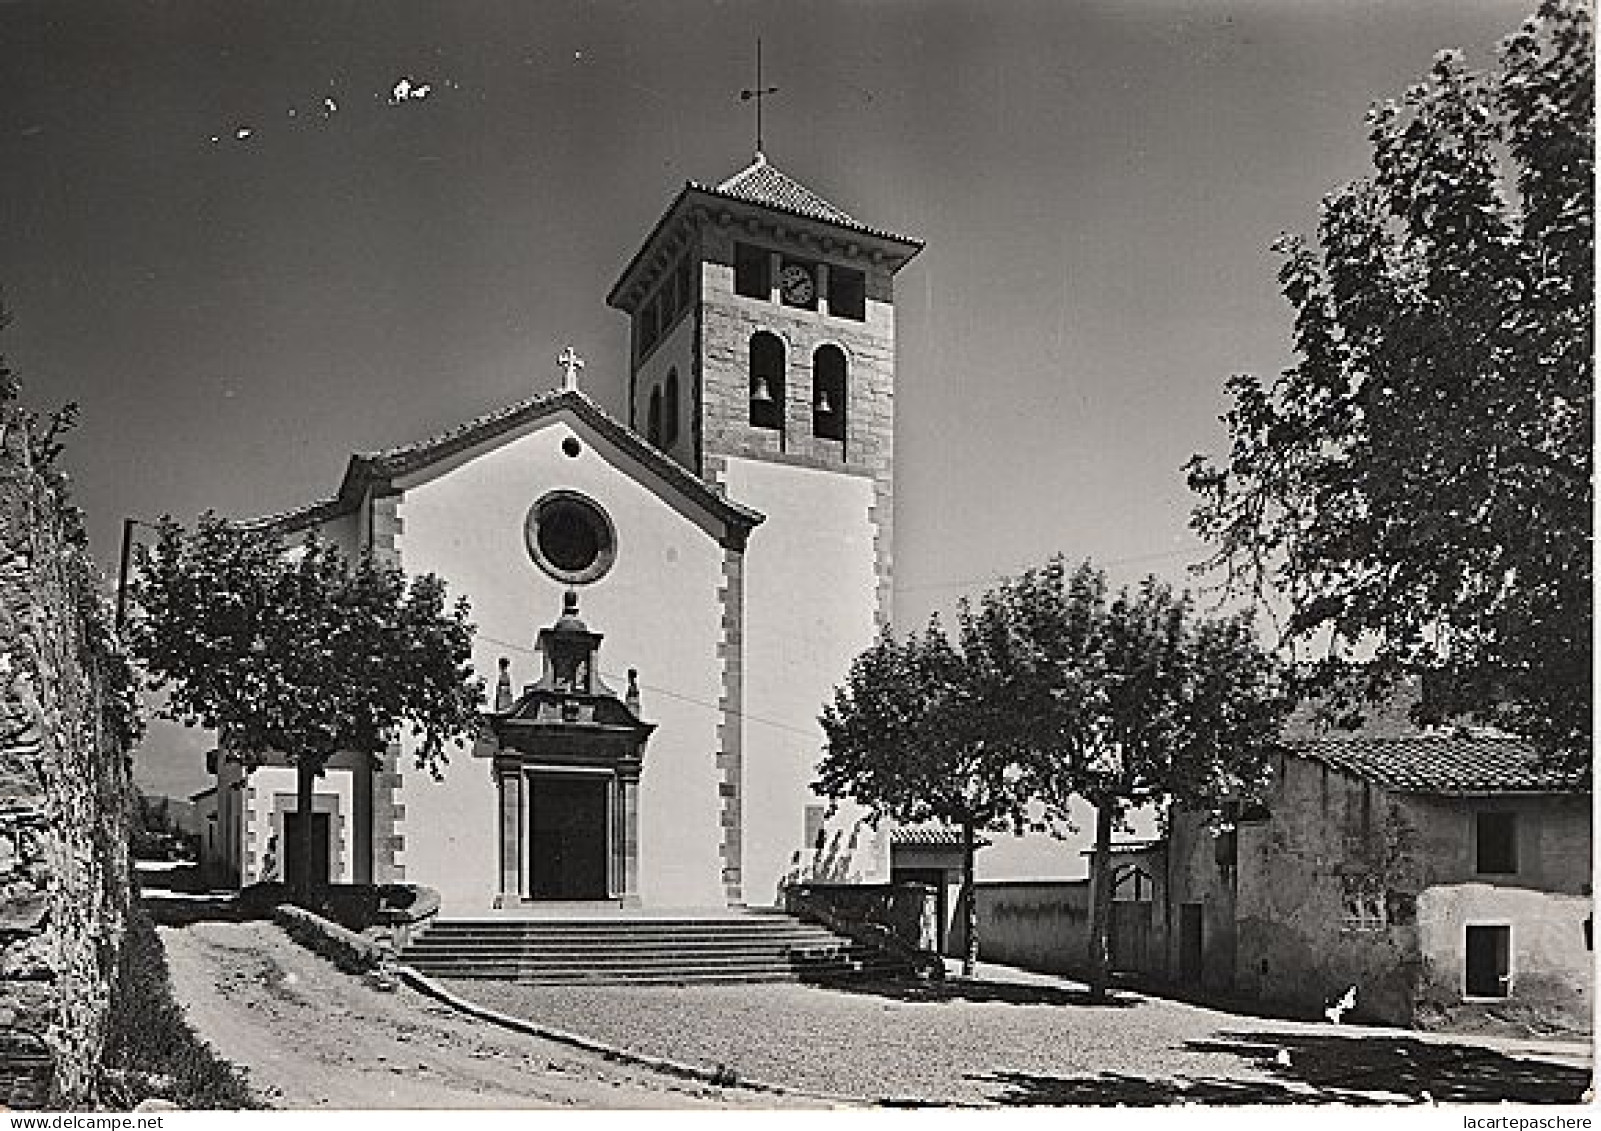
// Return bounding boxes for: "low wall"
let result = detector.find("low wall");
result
[274,905,387,974]
[953,880,1090,975]
[783,882,942,976]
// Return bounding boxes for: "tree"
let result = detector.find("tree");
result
[129,514,483,905]
[994,558,1290,999]
[1185,1,1593,772]
[816,614,1031,977]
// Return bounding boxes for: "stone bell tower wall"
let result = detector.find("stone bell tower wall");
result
[695,218,897,628]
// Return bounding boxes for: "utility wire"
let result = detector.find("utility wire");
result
[474,630,822,741]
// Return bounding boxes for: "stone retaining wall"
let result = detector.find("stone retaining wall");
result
[0,417,136,1105]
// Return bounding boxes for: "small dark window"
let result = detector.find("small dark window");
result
[663,370,680,447]
[1214,829,1237,867]
[749,332,785,430]
[828,265,866,321]
[639,303,658,357]
[812,345,846,442]
[735,243,770,299]
[1464,924,1511,997]
[647,387,662,447]
[661,274,677,325]
[1476,811,1518,874]
[676,255,693,313]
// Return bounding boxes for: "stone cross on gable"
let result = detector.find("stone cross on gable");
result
[558,346,584,391]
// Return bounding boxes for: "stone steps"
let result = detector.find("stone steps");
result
[399,911,907,985]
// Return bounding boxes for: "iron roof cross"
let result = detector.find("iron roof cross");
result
[740,37,779,157]
[558,346,584,391]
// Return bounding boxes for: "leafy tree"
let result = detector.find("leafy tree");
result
[994,558,1290,999]
[817,614,1031,976]
[1185,1,1593,771]
[129,514,483,905]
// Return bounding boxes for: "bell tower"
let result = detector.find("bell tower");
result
[607,154,921,624]
[606,155,922,906]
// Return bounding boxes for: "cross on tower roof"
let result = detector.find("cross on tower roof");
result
[558,346,585,391]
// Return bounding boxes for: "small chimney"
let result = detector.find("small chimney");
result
[626,668,642,715]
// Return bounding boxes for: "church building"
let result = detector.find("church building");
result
[201,155,924,912]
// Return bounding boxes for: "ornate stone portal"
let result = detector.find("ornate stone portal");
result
[479,591,653,906]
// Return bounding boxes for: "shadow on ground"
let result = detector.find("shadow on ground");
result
[812,974,1137,1009]
[969,1030,1592,1106]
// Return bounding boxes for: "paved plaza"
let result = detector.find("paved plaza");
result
[445,962,1594,1106]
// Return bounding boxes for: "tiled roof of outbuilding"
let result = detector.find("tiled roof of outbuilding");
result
[1289,734,1584,795]
[890,825,990,849]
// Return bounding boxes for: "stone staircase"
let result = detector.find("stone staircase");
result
[397,910,910,985]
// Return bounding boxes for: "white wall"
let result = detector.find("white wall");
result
[241,764,353,884]
[721,456,887,907]
[394,409,728,911]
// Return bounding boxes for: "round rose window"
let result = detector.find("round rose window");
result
[524,491,616,585]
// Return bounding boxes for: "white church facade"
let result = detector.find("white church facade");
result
[201,155,924,912]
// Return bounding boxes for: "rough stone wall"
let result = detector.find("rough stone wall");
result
[0,423,134,1104]
[1226,755,1425,1023]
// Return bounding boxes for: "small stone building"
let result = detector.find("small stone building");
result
[1164,733,1592,1029]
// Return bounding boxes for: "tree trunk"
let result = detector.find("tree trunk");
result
[1086,801,1116,1000]
[960,818,978,978]
[292,758,317,909]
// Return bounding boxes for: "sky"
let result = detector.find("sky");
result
[1,0,1532,871]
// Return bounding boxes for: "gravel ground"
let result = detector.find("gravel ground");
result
[160,921,818,1109]
[444,972,1594,1106]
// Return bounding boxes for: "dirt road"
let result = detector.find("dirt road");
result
[159,920,820,1109]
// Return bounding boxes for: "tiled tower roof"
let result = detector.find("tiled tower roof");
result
[685,154,921,247]
[711,154,860,227]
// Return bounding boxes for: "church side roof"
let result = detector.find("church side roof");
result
[239,388,764,541]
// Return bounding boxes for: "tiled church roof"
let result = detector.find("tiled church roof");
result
[239,387,764,540]
[1289,734,1584,795]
